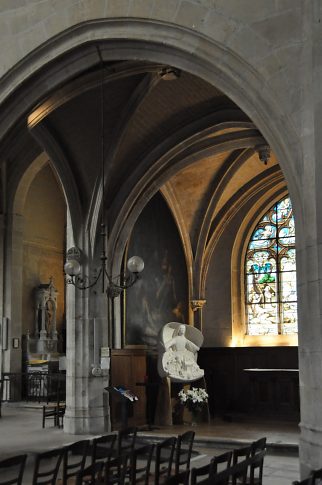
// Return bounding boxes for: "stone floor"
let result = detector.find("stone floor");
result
[0,403,300,484]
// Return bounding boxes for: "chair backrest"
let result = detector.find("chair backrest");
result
[62,439,90,485]
[191,463,214,485]
[0,455,27,485]
[105,454,129,485]
[75,461,105,485]
[292,479,313,485]
[32,447,65,485]
[249,449,266,485]
[155,437,177,485]
[232,445,251,465]
[212,466,231,485]
[129,444,155,485]
[117,426,137,455]
[212,459,250,485]
[91,433,116,464]
[311,467,322,484]
[211,451,233,474]
[230,458,251,485]
[174,431,195,474]
[250,437,267,456]
[165,469,190,485]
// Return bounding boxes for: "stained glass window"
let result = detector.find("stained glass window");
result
[245,196,297,336]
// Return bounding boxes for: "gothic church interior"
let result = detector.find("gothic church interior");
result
[0,2,320,478]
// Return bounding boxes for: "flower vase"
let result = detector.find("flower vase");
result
[190,409,202,426]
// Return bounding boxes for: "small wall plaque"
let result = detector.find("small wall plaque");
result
[101,347,110,357]
[12,338,19,349]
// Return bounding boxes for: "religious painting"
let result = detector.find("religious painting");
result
[124,193,188,347]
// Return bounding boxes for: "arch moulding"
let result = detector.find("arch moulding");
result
[0,19,301,220]
[0,17,310,447]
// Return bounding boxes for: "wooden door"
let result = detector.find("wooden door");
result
[111,349,147,428]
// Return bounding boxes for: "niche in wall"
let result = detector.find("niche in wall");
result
[22,163,66,340]
[124,192,188,347]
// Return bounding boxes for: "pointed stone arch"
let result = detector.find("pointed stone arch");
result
[0,18,307,442]
[0,19,303,248]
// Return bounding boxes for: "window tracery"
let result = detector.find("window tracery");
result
[245,196,297,336]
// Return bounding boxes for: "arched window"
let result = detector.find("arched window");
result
[245,196,297,336]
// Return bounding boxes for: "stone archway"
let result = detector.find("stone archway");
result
[1,18,316,472]
[3,153,67,376]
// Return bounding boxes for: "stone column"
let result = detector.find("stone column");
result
[3,213,24,375]
[0,214,5,377]
[298,2,322,475]
[64,285,108,434]
[63,214,109,434]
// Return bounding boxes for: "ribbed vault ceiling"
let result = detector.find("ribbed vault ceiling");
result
[0,54,286,250]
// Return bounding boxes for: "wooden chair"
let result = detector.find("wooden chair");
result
[61,439,90,485]
[247,449,266,485]
[0,454,27,485]
[191,463,214,485]
[231,445,251,484]
[42,401,66,428]
[293,479,313,485]
[164,470,190,485]
[32,447,65,485]
[154,437,177,485]
[75,461,105,485]
[92,434,117,465]
[211,459,250,485]
[42,403,58,428]
[104,454,129,485]
[232,446,251,465]
[127,443,155,485]
[211,466,231,485]
[117,427,137,456]
[231,443,265,485]
[250,438,266,457]
[174,431,195,474]
[42,373,66,428]
[211,451,233,474]
[310,468,322,484]
[230,459,251,485]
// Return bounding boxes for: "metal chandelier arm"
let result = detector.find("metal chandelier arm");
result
[104,268,140,299]
[64,247,144,295]
[66,266,104,290]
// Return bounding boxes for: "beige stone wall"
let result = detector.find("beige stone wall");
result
[22,164,66,337]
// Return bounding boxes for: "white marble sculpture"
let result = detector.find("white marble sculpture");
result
[158,322,204,382]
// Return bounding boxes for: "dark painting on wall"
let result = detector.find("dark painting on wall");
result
[124,192,188,348]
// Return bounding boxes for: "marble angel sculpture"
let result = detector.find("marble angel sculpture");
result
[157,322,204,382]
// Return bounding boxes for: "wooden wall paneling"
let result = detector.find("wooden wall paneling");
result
[198,347,299,420]
[110,349,147,429]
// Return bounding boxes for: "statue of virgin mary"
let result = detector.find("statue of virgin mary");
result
[157,322,204,383]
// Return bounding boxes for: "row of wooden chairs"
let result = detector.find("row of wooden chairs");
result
[186,437,267,485]
[76,429,193,485]
[293,466,322,485]
[0,427,195,485]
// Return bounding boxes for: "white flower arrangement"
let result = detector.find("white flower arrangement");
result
[178,387,208,413]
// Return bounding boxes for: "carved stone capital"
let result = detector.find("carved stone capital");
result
[190,299,206,312]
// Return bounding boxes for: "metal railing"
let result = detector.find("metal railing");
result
[1,372,66,403]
